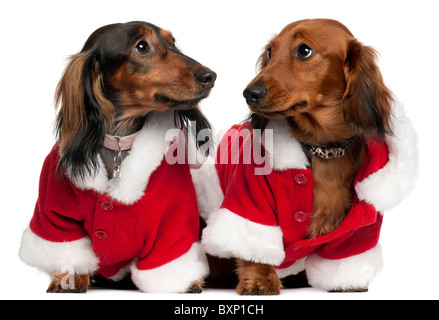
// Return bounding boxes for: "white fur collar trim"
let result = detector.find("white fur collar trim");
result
[68,111,176,205]
[263,118,310,171]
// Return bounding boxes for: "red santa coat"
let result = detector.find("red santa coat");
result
[200,102,418,290]
[19,111,209,293]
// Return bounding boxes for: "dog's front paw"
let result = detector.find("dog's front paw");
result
[236,259,281,295]
[236,275,281,295]
[186,280,204,294]
[47,273,90,293]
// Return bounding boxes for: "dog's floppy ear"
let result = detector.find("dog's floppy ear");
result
[55,52,113,180]
[249,113,270,131]
[342,40,393,140]
[175,108,214,156]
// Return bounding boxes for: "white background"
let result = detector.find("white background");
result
[1,0,438,300]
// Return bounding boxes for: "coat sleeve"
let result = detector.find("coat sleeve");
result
[18,146,99,275]
[130,163,209,293]
[202,125,285,266]
[355,100,418,212]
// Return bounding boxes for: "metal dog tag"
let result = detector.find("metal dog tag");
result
[112,137,123,179]
[113,166,122,179]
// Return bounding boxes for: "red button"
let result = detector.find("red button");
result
[294,211,308,223]
[95,230,108,239]
[100,201,113,211]
[295,173,307,185]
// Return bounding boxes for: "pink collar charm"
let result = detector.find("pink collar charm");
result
[103,131,140,179]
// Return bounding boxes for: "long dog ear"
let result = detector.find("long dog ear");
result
[175,108,213,155]
[55,53,113,180]
[249,113,269,131]
[342,40,393,140]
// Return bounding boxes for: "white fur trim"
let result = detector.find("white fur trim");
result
[202,208,285,265]
[191,159,224,221]
[276,258,306,279]
[18,226,99,275]
[68,111,176,205]
[130,242,209,293]
[263,118,310,171]
[305,244,383,291]
[356,101,418,212]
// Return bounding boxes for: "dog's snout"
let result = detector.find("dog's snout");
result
[195,69,217,90]
[243,85,267,107]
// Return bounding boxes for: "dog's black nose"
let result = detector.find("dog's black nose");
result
[243,85,267,107]
[195,69,217,90]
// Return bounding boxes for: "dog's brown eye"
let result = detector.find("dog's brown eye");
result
[296,44,314,60]
[136,40,150,55]
[267,47,272,63]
